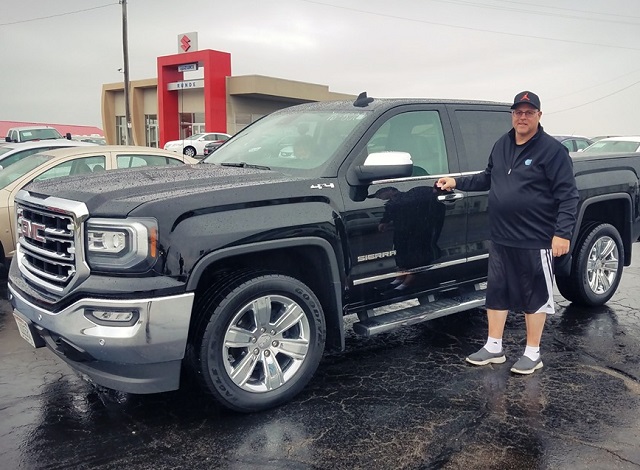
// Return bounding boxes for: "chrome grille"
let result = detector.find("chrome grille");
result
[14,190,90,297]
[17,205,76,289]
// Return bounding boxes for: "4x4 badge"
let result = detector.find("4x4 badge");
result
[310,183,335,189]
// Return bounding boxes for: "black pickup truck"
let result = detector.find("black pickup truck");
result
[8,94,640,412]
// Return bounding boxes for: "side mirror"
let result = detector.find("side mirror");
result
[353,151,414,184]
[65,132,72,140]
[5,137,11,142]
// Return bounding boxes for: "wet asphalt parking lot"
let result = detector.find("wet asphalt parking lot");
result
[1,248,640,470]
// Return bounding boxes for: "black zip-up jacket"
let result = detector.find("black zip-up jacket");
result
[455,125,579,249]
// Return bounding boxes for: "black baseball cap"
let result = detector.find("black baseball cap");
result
[511,91,541,110]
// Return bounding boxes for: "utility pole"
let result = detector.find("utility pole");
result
[121,0,133,145]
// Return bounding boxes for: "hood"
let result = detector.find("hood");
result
[23,164,299,215]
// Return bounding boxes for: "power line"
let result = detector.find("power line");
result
[546,80,640,115]
[427,0,640,26]
[489,0,640,21]
[296,0,640,51]
[0,3,117,26]
[546,68,640,102]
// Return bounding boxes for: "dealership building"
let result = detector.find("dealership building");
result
[101,33,354,147]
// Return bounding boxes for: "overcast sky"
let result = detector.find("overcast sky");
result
[1,0,639,137]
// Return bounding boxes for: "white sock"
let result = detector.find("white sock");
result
[484,336,502,353]
[524,345,540,361]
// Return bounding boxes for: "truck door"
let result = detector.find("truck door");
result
[446,105,513,276]
[341,106,468,307]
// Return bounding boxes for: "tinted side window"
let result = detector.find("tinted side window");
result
[561,140,575,152]
[365,111,448,176]
[575,139,591,150]
[455,110,511,172]
[117,154,181,168]
[34,156,105,181]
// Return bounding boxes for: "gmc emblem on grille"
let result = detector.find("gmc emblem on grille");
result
[20,220,46,242]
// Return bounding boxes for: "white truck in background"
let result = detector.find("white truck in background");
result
[5,126,72,143]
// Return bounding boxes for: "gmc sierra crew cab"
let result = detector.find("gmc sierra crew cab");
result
[8,93,640,412]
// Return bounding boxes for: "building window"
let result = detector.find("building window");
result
[145,114,158,147]
[179,113,205,138]
[115,116,127,145]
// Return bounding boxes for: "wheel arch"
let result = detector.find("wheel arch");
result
[186,237,345,351]
[574,193,632,266]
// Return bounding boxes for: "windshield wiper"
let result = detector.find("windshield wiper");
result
[220,162,271,170]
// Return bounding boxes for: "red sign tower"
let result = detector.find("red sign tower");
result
[157,49,231,147]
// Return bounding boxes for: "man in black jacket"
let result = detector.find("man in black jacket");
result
[436,90,579,374]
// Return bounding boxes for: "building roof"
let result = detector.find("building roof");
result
[0,120,103,138]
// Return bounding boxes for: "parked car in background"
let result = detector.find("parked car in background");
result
[5,126,71,143]
[72,135,107,145]
[164,132,231,157]
[583,136,640,153]
[0,140,98,170]
[202,139,229,157]
[591,135,620,142]
[552,135,594,152]
[0,145,197,273]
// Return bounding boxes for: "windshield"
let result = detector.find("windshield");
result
[0,154,52,188]
[19,128,64,141]
[202,110,368,174]
[186,133,206,141]
[584,140,640,153]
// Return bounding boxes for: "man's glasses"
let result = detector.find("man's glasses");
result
[512,110,539,117]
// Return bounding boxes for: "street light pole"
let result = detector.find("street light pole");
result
[121,0,133,145]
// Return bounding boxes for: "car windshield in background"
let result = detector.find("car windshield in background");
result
[186,133,206,140]
[0,154,53,188]
[0,146,15,157]
[202,110,368,173]
[584,140,640,153]
[19,129,64,141]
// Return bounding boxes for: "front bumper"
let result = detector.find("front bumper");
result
[8,283,194,394]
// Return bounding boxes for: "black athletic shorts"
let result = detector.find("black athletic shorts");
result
[485,241,555,314]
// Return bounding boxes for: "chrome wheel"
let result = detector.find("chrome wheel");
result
[192,272,325,412]
[183,146,196,157]
[558,223,623,307]
[586,236,619,295]
[222,294,311,393]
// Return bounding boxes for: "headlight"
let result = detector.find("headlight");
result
[85,218,158,271]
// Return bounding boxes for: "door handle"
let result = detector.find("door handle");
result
[437,192,464,202]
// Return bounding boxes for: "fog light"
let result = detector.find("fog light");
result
[85,308,139,326]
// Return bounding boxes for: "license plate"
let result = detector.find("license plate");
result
[13,313,37,348]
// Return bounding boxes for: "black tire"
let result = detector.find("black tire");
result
[190,272,326,412]
[556,223,623,307]
[183,146,196,157]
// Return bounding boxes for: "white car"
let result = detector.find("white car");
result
[0,145,197,271]
[0,139,98,170]
[583,136,640,153]
[163,132,231,157]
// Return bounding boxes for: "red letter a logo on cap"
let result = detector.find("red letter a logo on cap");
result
[521,92,530,101]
